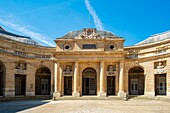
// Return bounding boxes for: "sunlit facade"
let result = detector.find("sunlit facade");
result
[0,27,170,98]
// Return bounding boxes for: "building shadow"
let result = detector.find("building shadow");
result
[0,100,50,113]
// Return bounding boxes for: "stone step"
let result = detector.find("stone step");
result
[55,96,123,100]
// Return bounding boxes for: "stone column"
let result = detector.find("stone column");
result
[98,61,106,97]
[53,62,61,99]
[118,61,125,97]
[72,62,80,97]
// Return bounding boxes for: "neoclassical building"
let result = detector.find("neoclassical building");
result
[0,27,170,99]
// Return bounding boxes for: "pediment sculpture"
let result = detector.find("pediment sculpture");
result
[75,28,103,39]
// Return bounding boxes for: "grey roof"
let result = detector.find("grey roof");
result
[0,26,30,39]
[136,31,170,45]
[59,30,115,39]
[0,26,39,45]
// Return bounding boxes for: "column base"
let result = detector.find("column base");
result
[145,92,155,97]
[72,91,80,97]
[26,92,34,96]
[167,92,170,97]
[53,92,61,100]
[4,88,15,97]
[118,91,126,98]
[98,91,106,97]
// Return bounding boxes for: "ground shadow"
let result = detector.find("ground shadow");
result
[0,100,50,113]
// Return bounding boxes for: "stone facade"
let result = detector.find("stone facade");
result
[0,28,170,98]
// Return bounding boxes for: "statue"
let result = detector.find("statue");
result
[155,62,166,74]
[157,63,164,69]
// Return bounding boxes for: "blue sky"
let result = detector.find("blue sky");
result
[0,0,170,46]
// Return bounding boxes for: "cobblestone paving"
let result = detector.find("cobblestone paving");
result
[0,99,170,113]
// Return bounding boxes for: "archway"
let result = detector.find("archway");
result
[128,67,145,95]
[0,62,5,96]
[82,68,97,95]
[35,67,51,95]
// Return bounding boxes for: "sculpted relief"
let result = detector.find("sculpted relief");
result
[155,62,166,74]
[76,28,102,39]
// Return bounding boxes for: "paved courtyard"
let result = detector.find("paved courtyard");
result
[0,98,170,113]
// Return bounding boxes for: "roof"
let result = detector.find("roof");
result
[0,26,30,39]
[58,28,115,39]
[136,30,170,45]
[0,26,39,45]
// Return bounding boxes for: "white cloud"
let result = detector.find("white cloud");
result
[0,18,55,47]
[85,0,104,30]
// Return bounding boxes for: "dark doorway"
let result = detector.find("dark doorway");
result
[35,67,51,95]
[64,76,72,95]
[82,68,97,95]
[107,76,115,95]
[128,67,145,95]
[15,75,26,95]
[155,74,166,95]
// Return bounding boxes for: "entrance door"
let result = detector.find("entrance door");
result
[107,76,115,95]
[155,74,166,95]
[83,77,96,95]
[41,79,49,95]
[89,78,96,94]
[130,78,138,95]
[15,75,26,95]
[159,77,166,95]
[64,76,72,95]
[82,68,97,95]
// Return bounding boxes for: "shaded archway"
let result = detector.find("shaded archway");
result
[82,68,97,95]
[35,67,51,95]
[0,62,5,96]
[128,67,145,95]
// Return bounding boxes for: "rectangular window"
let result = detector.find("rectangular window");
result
[83,44,96,49]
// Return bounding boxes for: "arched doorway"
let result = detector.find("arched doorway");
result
[35,67,51,95]
[128,67,145,95]
[0,62,5,96]
[82,68,97,95]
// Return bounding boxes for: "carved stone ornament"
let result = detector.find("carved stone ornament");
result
[107,65,116,76]
[154,62,166,74]
[63,65,72,76]
[16,69,26,75]
[75,28,103,39]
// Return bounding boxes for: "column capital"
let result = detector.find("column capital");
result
[100,60,105,63]
[74,60,80,63]
[54,61,60,64]
[119,60,125,64]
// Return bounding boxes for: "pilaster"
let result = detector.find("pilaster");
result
[72,62,80,97]
[118,61,126,97]
[53,62,61,100]
[98,61,106,97]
